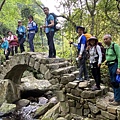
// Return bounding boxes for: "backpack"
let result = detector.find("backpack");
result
[32,22,38,33]
[116,74,120,83]
[47,13,60,32]
[95,42,106,63]
[84,33,92,41]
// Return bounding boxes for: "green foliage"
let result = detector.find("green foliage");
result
[21,7,34,20]
[0,0,120,61]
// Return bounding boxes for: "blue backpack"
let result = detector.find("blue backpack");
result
[32,22,38,33]
[116,74,120,83]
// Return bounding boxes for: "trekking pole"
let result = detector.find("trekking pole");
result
[40,28,43,47]
[69,41,73,64]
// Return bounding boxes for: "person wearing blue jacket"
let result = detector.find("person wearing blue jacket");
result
[16,20,26,53]
[0,35,10,60]
[70,26,89,81]
[27,15,36,52]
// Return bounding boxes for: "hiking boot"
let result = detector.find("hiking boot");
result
[109,101,120,106]
[91,85,101,91]
[109,98,114,102]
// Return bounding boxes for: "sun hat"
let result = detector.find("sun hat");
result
[18,20,22,22]
[88,36,98,42]
[76,26,85,33]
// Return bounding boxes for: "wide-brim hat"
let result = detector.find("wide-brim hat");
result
[88,36,98,42]
[76,26,85,32]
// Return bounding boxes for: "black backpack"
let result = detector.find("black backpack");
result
[47,13,60,32]
[95,42,106,63]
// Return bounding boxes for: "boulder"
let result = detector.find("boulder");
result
[34,102,54,118]
[20,76,52,91]
[0,79,20,104]
[41,102,60,120]
[0,102,16,117]
[16,99,30,108]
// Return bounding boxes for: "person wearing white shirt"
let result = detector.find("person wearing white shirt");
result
[87,36,102,90]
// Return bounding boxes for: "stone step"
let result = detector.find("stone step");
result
[38,57,66,64]
[60,73,76,85]
[51,66,76,75]
[71,70,79,78]
[46,61,69,70]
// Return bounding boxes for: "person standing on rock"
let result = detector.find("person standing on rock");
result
[7,31,19,56]
[0,35,10,60]
[16,20,26,53]
[27,15,36,52]
[87,36,102,90]
[41,7,56,58]
[69,26,89,82]
[103,34,120,105]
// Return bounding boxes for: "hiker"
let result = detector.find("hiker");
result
[16,20,26,53]
[103,34,120,105]
[0,35,10,60]
[41,7,56,58]
[87,36,102,90]
[7,31,18,56]
[69,26,89,81]
[27,15,36,52]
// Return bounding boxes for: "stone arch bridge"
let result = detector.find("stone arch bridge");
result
[0,52,77,104]
[0,52,76,84]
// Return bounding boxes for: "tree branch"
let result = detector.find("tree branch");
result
[34,0,44,11]
[35,0,77,28]
[58,14,76,28]
[0,0,6,11]
[104,0,120,26]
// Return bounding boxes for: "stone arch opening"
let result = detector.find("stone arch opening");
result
[4,64,29,84]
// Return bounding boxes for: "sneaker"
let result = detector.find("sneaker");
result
[109,101,120,106]
[76,77,84,82]
[91,85,101,91]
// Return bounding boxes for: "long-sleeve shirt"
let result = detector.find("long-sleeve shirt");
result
[16,26,26,39]
[89,45,102,64]
[1,39,9,50]
[73,34,87,55]
[27,21,36,33]
[106,42,120,68]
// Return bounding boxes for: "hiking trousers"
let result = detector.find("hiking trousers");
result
[18,37,25,53]
[108,62,120,102]
[4,48,10,60]
[28,33,35,52]
[46,31,56,58]
[10,46,18,56]
[90,62,101,87]
[78,51,88,80]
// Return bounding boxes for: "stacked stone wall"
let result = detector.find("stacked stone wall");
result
[57,80,120,120]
